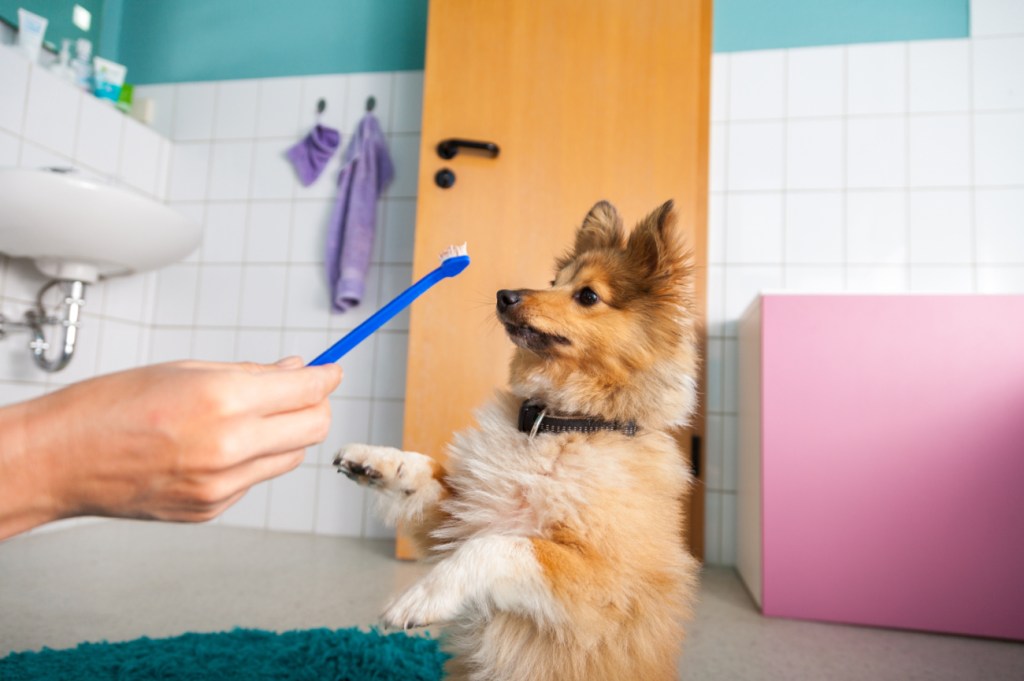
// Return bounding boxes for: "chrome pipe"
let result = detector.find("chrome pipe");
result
[25,280,87,373]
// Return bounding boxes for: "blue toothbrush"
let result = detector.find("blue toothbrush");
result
[308,244,470,366]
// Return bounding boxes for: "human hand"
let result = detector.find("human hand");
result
[2,357,342,534]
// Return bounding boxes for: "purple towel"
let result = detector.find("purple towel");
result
[327,113,394,312]
[286,124,341,186]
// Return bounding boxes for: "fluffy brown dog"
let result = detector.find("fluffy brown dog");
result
[337,200,700,681]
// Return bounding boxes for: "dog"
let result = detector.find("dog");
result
[336,199,700,681]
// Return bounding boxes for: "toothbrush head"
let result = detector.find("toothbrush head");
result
[438,243,470,277]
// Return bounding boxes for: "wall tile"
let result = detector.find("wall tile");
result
[172,82,217,141]
[167,142,210,201]
[704,491,723,565]
[785,191,844,264]
[846,264,909,292]
[119,118,162,195]
[723,266,784,333]
[251,139,298,200]
[284,264,331,328]
[96,320,142,375]
[705,414,725,489]
[975,189,1024,264]
[908,114,971,188]
[338,336,376,398]
[381,198,417,264]
[207,140,254,200]
[246,202,292,262]
[373,333,409,399]
[370,399,405,448]
[268,467,316,533]
[384,134,420,198]
[168,202,205,264]
[908,40,970,113]
[202,202,248,262]
[131,84,176,138]
[909,265,975,292]
[391,71,424,133]
[192,328,237,362]
[846,117,906,188]
[219,479,269,529]
[846,190,908,264]
[971,0,1024,37]
[709,123,727,192]
[847,42,907,115]
[238,264,288,328]
[377,266,413,331]
[290,200,333,264]
[974,112,1024,185]
[153,264,198,325]
[319,397,373,466]
[710,53,729,123]
[213,80,259,140]
[256,78,303,138]
[726,122,784,191]
[977,265,1024,292]
[194,264,243,327]
[314,473,364,536]
[786,119,844,190]
[974,36,1024,111]
[281,329,328,365]
[0,128,18,165]
[724,193,784,264]
[103,272,148,321]
[148,328,193,363]
[74,94,123,174]
[0,46,29,134]
[708,193,725,264]
[786,45,845,118]
[300,75,348,138]
[18,140,70,169]
[704,337,724,412]
[728,50,786,121]
[909,190,972,263]
[22,67,81,156]
[783,265,845,291]
[235,329,281,364]
[345,72,394,133]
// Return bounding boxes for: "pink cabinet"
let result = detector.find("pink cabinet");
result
[737,294,1024,640]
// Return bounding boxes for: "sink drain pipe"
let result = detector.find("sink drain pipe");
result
[0,279,87,373]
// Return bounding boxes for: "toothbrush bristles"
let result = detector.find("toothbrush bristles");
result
[439,243,468,261]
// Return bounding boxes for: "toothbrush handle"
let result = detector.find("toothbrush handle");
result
[308,267,446,366]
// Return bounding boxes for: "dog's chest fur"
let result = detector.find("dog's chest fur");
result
[433,393,641,546]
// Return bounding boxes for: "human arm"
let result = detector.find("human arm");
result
[0,357,342,540]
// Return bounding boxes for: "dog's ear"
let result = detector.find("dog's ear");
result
[625,200,692,287]
[573,201,624,255]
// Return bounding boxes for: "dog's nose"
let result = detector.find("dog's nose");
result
[497,289,521,312]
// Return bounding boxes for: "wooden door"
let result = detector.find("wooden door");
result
[400,0,711,559]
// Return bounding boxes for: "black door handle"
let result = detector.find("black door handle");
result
[437,139,500,160]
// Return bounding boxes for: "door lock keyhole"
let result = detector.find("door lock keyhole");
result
[435,168,456,189]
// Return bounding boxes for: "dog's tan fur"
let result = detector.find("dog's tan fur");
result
[338,200,699,681]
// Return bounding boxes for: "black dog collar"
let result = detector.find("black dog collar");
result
[517,400,638,438]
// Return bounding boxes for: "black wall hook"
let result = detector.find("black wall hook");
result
[317,98,326,114]
[366,96,376,112]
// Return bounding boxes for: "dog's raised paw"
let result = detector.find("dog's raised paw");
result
[380,577,462,631]
[334,444,402,489]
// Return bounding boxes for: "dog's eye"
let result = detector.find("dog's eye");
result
[549,280,556,287]
[575,287,600,307]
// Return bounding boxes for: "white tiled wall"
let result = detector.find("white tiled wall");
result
[703,1,1024,565]
[0,43,167,404]
[135,71,423,539]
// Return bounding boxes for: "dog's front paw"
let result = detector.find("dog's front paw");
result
[334,444,401,490]
[335,444,438,496]
[381,576,463,630]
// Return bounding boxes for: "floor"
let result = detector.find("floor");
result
[1,522,1022,680]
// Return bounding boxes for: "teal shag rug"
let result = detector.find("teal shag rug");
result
[0,627,448,681]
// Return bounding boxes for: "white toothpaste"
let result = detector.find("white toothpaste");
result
[17,9,48,64]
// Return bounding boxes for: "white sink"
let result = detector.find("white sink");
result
[0,167,201,283]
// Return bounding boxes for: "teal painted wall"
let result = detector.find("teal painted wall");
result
[118,0,428,84]
[714,0,969,52]
[0,0,105,54]
[113,0,971,85]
